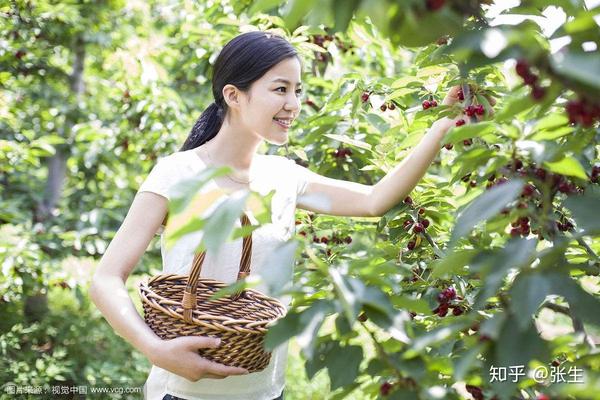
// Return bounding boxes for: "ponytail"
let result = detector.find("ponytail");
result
[179,102,224,151]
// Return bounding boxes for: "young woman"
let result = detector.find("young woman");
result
[89,31,469,400]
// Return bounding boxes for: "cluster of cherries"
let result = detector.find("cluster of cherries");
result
[565,97,600,127]
[360,92,396,112]
[432,286,464,317]
[333,147,353,159]
[515,59,547,101]
[401,197,432,251]
[310,31,355,61]
[422,99,438,109]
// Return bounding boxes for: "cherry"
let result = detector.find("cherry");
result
[380,104,387,112]
[313,236,321,243]
[466,385,484,400]
[404,196,413,205]
[403,219,413,231]
[523,74,538,85]
[407,240,416,250]
[436,303,449,317]
[388,103,396,110]
[531,85,546,101]
[357,312,368,322]
[443,143,454,150]
[413,223,424,233]
[361,92,370,103]
[455,119,466,127]
[521,183,535,197]
[452,306,464,316]
[380,381,393,396]
[421,219,430,228]
[537,395,550,400]
[457,88,465,101]
[418,208,425,215]
[465,105,476,117]
[431,100,438,107]
[469,180,477,187]
[344,236,352,244]
[425,0,446,11]
[463,138,473,146]
[321,236,329,244]
[422,100,431,110]
[475,105,485,115]
[299,231,307,237]
[530,169,545,183]
[515,59,530,78]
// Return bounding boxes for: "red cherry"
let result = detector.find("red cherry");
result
[435,303,449,317]
[431,100,438,107]
[380,104,387,112]
[361,92,370,103]
[404,196,413,205]
[537,395,550,400]
[457,88,465,101]
[413,223,424,233]
[463,138,473,146]
[320,236,329,244]
[521,184,535,197]
[380,381,393,396]
[418,208,425,215]
[475,105,485,115]
[425,0,446,11]
[422,100,431,110]
[466,385,484,400]
[407,240,416,250]
[465,105,476,117]
[344,236,352,244]
[421,219,430,228]
[452,306,464,316]
[443,143,453,150]
[403,219,413,231]
[388,103,396,110]
[515,59,530,78]
[313,236,321,243]
[531,86,546,101]
[523,73,538,86]
[455,119,466,127]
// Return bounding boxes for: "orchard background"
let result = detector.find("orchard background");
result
[2,0,600,399]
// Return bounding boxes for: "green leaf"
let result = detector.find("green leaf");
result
[325,343,363,390]
[564,190,600,235]
[450,179,524,245]
[551,50,600,91]
[442,121,496,145]
[495,95,535,122]
[430,249,479,279]
[543,156,588,180]
[510,273,554,331]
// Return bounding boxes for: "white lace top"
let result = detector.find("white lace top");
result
[136,148,309,400]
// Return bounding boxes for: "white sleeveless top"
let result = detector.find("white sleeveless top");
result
[136,148,309,400]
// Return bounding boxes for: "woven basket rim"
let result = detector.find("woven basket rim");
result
[138,275,287,327]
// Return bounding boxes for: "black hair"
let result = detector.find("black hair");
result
[180,31,300,151]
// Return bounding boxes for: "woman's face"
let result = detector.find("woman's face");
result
[239,57,303,145]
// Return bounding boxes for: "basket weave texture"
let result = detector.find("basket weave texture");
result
[139,213,287,373]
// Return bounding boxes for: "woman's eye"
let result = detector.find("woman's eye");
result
[295,89,303,96]
[276,87,286,92]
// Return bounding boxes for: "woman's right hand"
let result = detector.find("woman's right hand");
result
[148,336,250,381]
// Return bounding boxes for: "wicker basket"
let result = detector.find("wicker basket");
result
[139,213,287,373]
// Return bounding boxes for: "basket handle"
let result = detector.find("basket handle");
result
[182,213,253,323]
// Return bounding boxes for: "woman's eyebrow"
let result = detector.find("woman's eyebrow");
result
[272,78,302,87]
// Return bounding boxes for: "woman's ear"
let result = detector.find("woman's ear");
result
[222,84,242,110]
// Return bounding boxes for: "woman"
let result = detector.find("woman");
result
[89,31,470,400]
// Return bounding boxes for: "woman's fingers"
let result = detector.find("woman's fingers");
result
[200,358,249,377]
